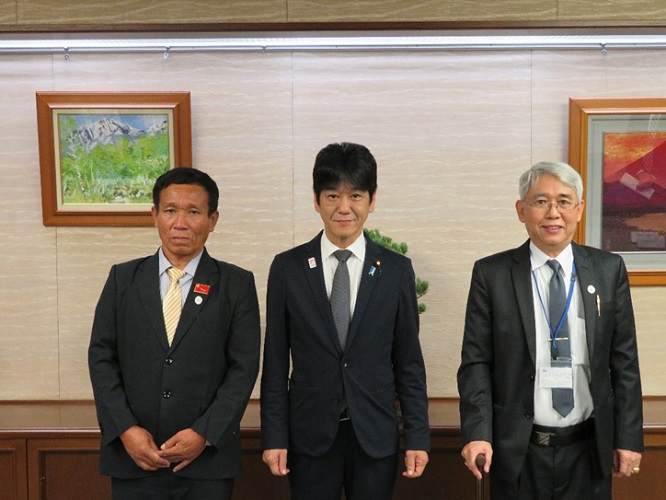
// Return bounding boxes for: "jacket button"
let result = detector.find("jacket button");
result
[165,358,174,365]
[525,411,534,418]
[163,391,171,399]
[529,374,535,381]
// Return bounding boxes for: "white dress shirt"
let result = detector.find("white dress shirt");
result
[529,242,594,427]
[320,233,366,318]
[158,248,203,306]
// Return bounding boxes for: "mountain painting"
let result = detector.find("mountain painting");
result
[602,132,666,252]
[56,112,172,205]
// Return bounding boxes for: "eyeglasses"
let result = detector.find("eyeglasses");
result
[523,199,580,213]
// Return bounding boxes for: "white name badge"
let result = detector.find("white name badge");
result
[539,366,573,389]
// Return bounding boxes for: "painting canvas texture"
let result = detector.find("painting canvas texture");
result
[56,111,172,208]
[602,132,666,252]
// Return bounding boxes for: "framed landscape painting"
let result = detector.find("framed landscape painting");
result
[569,98,666,285]
[36,92,191,226]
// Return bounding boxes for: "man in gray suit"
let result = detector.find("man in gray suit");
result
[458,161,643,499]
[89,167,260,499]
[261,142,430,500]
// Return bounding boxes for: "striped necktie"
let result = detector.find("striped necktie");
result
[163,267,185,346]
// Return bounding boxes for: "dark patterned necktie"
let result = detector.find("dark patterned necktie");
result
[547,259,575,417]
[330,250,352,349]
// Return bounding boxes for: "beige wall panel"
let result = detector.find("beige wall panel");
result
[633,291,666,395]
[288,0,556,22]
[558,0,666,21]
[0,1,15,23]
[0,55,60,399]
[16,0,286,25]
[1,44,666,400]
[292,51,533,396]
[57,228,159,399]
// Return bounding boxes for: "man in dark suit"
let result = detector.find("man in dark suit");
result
[458,161,643,499]
[88,167,260,499]
[260,142,430,500]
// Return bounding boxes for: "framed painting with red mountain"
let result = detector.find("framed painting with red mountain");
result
[569,97,666,286]
[36,92,191,226]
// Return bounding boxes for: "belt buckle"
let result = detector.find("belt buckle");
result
[534,430,552,446]
[340,408,351,421]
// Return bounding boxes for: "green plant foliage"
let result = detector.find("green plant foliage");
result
[365,228,429,314]
[59,131,170,204]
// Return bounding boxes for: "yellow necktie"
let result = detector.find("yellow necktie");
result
[163,267,186,346]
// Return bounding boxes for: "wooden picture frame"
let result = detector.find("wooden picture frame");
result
[36,91,191,226]
[569,97,666,286]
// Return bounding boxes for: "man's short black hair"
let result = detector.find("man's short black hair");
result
[312,142,377,201]
[152,167,219,215]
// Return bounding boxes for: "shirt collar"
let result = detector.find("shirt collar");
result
[320,232,366,262]
[529,242,574,278]
[158,247,204,277]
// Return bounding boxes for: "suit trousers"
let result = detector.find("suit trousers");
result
[490,432,611,500]
[111,474,233,500]
[288,420,399,500]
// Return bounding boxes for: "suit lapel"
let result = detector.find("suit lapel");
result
[572,243,598,360]
[511,241,538,365]
[302,234,343,354]
[135,253,171,352]
[346,236,382,348]
[170,249,219,350]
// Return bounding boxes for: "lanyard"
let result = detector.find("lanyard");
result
[532,261,576,356]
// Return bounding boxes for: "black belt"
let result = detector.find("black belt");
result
[340,408,351,421]
[530,419,595,447]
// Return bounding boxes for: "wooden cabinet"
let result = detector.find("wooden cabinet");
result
[1,400,664,500]
[0,438,27,500]
[0,434,109,500]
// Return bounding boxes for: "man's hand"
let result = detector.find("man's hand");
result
[403,450,429,478]
[263,449,289,476]
[158,428,207,472]
[613,449,642,477]
[120,425,171,471]
[461,440,493,480]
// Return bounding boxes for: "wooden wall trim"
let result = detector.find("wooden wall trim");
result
[1,398,664,434]
[3,21,666,34]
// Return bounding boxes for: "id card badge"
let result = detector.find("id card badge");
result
[539,362,573,389]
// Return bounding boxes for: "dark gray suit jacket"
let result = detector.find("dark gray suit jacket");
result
[260,232,430,459]
[458,240,643,481]
[88,249,260,479]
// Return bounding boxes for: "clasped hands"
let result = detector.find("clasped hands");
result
[120,425,207,472]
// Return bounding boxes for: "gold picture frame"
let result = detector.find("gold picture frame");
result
[569,97,666,286]
[36,91,192,226]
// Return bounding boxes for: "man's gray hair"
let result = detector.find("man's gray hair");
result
[518,161,584,200]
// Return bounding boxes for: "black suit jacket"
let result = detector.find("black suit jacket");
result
[260,232,430,459]
[457,240,643,481]
[88,249,260,479]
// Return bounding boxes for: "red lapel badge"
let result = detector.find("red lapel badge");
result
[194,283,210,295]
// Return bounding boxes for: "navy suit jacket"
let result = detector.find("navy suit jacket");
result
[458,240,643,482]
[260,232,430,459]
[88,249,260,479]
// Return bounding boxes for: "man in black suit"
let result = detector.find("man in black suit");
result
[458,161,643,499]
[88,167,260,499]
[260,142,430,500]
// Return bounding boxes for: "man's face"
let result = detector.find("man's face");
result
[515,174,584,257]
[152,183,219,267]
[315,185,376,249]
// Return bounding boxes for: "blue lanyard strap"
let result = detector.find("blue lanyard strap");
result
[532,261,577,353]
